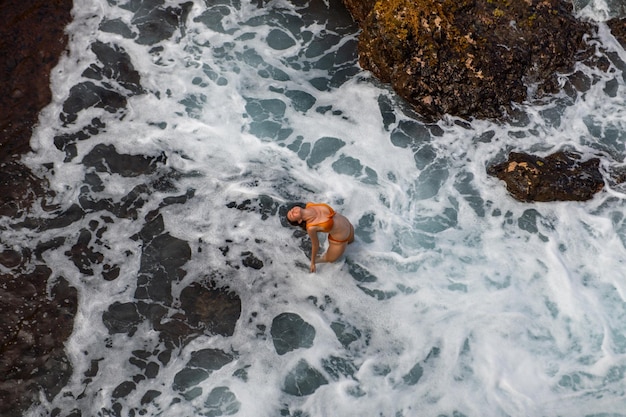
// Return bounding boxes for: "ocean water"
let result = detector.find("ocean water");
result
[14,0,626,415]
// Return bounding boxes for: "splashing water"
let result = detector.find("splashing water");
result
[13,0,626,416]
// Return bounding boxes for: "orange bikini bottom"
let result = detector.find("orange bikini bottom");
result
[328,234,349,244]
[328,224,353,244]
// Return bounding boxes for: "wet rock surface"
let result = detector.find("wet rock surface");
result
[283,359,329,396]
[271,312,316,355]
[103,211,242,347]
[0,1,75,416]
[0,0,621,415]
[0,0,73,159]
[342,0,600,121]
[607,18,626,49]
[487,151,605,202]
[1,1,230,413]
[0,265,78,417]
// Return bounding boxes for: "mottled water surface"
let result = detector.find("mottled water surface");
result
[4,0,626,416]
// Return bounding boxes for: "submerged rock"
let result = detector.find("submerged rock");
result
[342,0,598,121]
[271,312,316,355]
[487,151,605,202]
[283,359,328,396]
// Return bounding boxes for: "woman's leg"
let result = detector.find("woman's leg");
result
[317,241,347,263]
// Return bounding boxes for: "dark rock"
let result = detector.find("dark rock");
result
[59,41,145,125]
[321,355,358,380]
[0,161,48,218]
[330,320,362,348]
[112,381,137,399]
[346,259,377,283]
[203,386,241,416]
[172,367,210,392]
[141,389,162,405]
[487,151,605,202]
[172,349,234,392]
[54,118,106,161]
[102,264,121,281]
[342,0,599,121]
[65,228,104,275]
[102,302,145,335]
[241,251,264,269]
[100,18,137,39]
[0,270,77,417]
[282,359,328,396]
[402,346,439,386]
[607,18,626,49]
[0,2,76,415]
[179,281,242,337]
[131,1,194,45]
[61,81,129,124]
[82,144,167,177]
[0,249,24,268]
[187,348,234,370]
[18,203,86,231]
[270,312,316,355]
[103,277,241,349]
[226,195,280,220]
[83,41,144,95]
[136,232,191,303]
[0,0,73,159]
[341,0,374,23]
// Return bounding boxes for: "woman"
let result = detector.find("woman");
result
[286,202,354,272]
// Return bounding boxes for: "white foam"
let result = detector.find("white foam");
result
[21,0,626,416]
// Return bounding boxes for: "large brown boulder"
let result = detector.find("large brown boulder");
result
[343,0,598,121]
[487,151,605,202]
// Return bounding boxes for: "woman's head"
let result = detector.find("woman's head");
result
[285,202,306,228]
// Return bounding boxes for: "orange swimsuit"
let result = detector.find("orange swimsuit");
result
[306,202,350,243]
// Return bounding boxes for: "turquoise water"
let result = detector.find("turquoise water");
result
[15,0,626,415]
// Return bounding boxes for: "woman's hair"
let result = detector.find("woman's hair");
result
[285,202,306,229]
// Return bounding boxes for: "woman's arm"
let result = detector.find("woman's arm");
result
[308,227,320,272]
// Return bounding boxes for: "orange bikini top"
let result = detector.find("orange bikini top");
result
[306,202,335,233]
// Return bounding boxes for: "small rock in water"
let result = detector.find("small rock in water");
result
[271,312,316,355]
[487,151,605,202]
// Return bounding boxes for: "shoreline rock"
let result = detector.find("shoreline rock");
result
[607,18,626,49]
[342,0,608,122]
[487,151,605,202]
[0,1,76,416]
[0,0,73,159]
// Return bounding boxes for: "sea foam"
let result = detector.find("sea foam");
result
[19,0,626,416]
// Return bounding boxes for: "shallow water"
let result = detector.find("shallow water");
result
[13,0,626,416]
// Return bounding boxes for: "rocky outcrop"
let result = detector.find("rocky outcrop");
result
[0,264,78,417]
[0,0,73,159]
[487,151,605,202]
[0,1,75,416]
[608,18,626,49]
[342,0,600,121]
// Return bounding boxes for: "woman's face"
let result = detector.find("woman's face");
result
[287,206,302,223]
